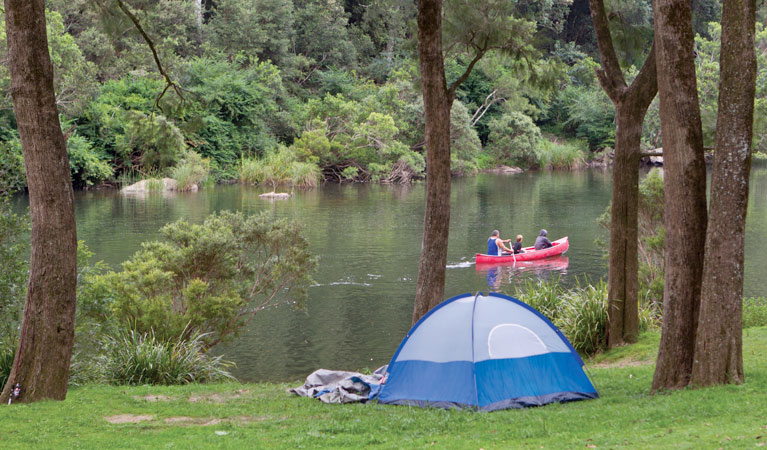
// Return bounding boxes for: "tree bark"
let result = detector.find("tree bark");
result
[691,0,756,386]
[412,0,453,324]
[651,0,708,391]
[1,0,78,402]
[589,0,658,347]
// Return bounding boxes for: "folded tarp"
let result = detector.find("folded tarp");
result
[290,366,387,404]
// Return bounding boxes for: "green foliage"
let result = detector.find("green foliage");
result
[0,139,26,195]
[449,101,482,175]
[0,196,28,342]
[90,211,317,349]
[101,330,234,385]
[67,133,113,187]
[743,297,767,328]
[169,151,211,191]
[183,56,290,176]
[0,341,13,390]
[206,0,294,67]
[80,76,170,171]
[293,92,428,181]
[637,169,665,306]
[486,112,542,166]
[116,111,186,171]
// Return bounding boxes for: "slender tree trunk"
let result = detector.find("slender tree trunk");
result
[412,0,453,324]
[193,0,203,47]
[589,0,657,347]
[651,0,708,391]
[691,0,756,386]
[1,0,78,402]
[606,104,643,345]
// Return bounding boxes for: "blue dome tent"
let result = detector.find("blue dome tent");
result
[377,292,598,411]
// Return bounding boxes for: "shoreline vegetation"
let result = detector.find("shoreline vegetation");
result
[0,328,765,448]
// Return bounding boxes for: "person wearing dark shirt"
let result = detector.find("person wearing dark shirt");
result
[534,229,553,250]
[512,235,525,254]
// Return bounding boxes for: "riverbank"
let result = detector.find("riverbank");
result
[2,328,765,448]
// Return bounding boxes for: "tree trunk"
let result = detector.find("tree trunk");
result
[691,0,756,386]
[589,0,657,347]
[606,104,643,345]
[1,0,78,403]
[412,0,453,324]
[193,0,203,46]
[651,0,708,391]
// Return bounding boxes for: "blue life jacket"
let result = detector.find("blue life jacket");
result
[487,237,500,256]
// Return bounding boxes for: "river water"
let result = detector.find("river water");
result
[13,168,767,381]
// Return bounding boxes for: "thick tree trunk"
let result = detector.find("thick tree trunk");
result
[651,0,708,391]
[589,0,657,347]
[1,0,78,402]
[412,0,453,324]
[691,0,756,386]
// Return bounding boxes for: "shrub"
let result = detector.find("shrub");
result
[116,111,185,171]
[101,330,234,385]
[67,133,113,187]
[170,151,211,191]
[486,112,542,166]
[743,297,767,328]
[91,211,317,349]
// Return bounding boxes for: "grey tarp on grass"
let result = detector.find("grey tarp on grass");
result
[290,366,387,404]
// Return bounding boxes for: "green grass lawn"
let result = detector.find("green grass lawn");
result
[2,328,766,449]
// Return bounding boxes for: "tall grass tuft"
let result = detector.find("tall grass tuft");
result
[101,330,235,385]
[241,147,321,188]
[516,277,564,321]
[535,139,587,170]
[170,151,210,191]
[145,178,164,192]
[556,280,609,355]
[289,161,322,188]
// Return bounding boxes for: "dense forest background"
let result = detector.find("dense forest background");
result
[1,0,765,191]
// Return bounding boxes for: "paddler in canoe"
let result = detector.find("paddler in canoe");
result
[487,230,514,256]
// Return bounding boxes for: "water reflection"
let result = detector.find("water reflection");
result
[477,256,570,291]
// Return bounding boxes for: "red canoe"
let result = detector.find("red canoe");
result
[475,237,569,263]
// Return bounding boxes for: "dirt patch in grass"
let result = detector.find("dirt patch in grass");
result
[162,416,270,426]
[592,358,654,369]
[104,414,155,424]
[134,394,174,402]
[188,389,250,403]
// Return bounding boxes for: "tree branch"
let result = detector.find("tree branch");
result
[447,48,486,102]
[115,0,184,111]
[589,0,628,100]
